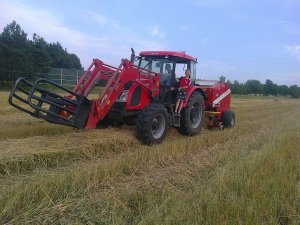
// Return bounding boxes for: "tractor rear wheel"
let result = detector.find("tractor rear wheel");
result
[179,92,204,135]
[136,103,168,145]
[221,111,235,128]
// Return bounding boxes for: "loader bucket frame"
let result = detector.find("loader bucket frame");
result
[9,77,91,128]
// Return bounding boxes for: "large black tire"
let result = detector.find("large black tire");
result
[221,111,235,128]
[136,103,168,145]
[179,92,204,135]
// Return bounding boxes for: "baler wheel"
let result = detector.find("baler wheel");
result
[179,92,204,135]
[221,111,235,128]
[136,103,168,145]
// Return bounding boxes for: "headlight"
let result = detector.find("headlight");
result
[116,90,129,102]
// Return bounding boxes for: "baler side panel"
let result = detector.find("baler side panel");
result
[202,83,231,112]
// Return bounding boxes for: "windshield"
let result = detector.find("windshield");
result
[138,57,175,85]
[138,57,170,72]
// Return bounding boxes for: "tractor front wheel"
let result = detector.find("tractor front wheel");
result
[136,103,168,145]
[179,92,204,135]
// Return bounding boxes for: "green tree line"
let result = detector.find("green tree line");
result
[0,21,82,87]
[219,76,300,98]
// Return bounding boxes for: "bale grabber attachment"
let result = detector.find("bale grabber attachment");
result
[9,77,91,128]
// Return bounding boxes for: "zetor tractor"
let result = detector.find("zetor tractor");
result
[9,49,235,145]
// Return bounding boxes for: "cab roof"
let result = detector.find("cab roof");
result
[139,51,197,62]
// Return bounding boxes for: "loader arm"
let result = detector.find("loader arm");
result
[85,59,160,129]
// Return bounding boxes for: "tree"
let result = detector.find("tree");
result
[239,83,249,95]
[278,85,289,96]
[47,42,82,69]
[0,21,83,87]
[289,85,300,98]
[30,36,51,71]
[219,75,226,83]
[0,20,30,84]
[245,79,262,95]
[272,84,279,96]
[229,80,239,94]
[1,20,27,47]
[70,53,83,70]
[263,79,274,95]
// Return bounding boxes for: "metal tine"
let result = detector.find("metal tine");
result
[16,84,32,96]
[13,93,31,105]
[34,85,79,106]
[9,103,35,116]
[10,94,36,116]
[30,94,76,114]
[37,78,82,98]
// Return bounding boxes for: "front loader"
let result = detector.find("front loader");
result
[9,50,235,145]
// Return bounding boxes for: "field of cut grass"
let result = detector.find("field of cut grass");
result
[0,91,299,224]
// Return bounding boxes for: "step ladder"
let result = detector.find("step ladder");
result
[169,104,181,127]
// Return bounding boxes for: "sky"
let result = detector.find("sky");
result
[0,0,299,85]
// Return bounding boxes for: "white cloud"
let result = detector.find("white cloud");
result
[88,11,121,30]
[0,1,167,69]
[286,44,300,61]
[150,25,165,39]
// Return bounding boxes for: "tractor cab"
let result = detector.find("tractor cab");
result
[133,51,198,103]
[134,51,197,87]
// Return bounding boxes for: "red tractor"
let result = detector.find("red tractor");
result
[9,49,235,145]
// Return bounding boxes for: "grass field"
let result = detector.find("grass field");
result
[0,91,299,224]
